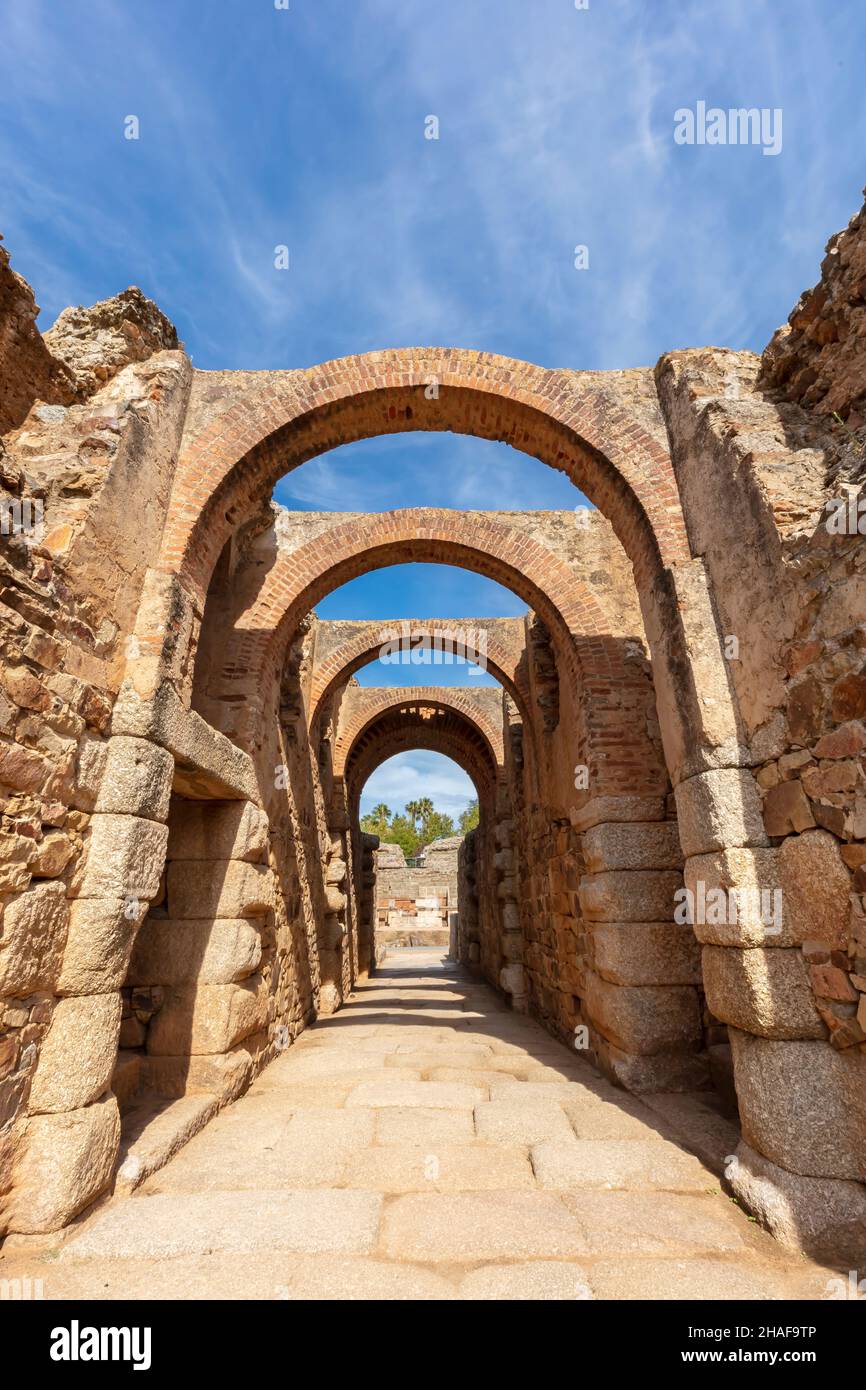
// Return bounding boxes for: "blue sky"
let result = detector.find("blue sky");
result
[2,0,864,815]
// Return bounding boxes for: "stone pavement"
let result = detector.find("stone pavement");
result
[0,952,837,1300]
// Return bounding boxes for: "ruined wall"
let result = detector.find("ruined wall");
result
[759,191,866,427]
[374,836,462,946]
[0,284,192,1233]
[644,205,866,1254]
[0,240,73,435]
[375,836,461,901]
[3,195,866,1261]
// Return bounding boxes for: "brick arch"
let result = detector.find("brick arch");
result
[214,509,616,747]
[341,705,500,817]
[310,621,530,731]
[334,688,504,780]
[163,349,689,600]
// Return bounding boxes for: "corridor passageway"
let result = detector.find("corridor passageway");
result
[0,952,832,1301]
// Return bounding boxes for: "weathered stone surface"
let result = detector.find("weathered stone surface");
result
[28,993,122,1113]
[473,1099,575,1145]
[72,814,168,900]
[728,1141,866,1266]
[569,796,666,833]
[458,1262,592,1300]
[561,1191,746,1254]
[683,847,789,946]
[29,830,75,877]
[702,946,826,1040]
[56,896,149,994]
[579,870,683,923]
[61,1189,382,1257]
[584,972,703,1055]
[142,1040,260,1102]
[167,799,269,863]
[9,1095,120,1233]
[324,884,346,914]
[591,922,701,986]
[94,735,174,820]
[582,821,683,873]
[128,917,263,986]
[729,1028,866,1180]
[0,880,68,995]
[0,240,75,431]
[166,860,273,919]
[380,1191,589,1261]
[587,1256,804,1301]
[44,286,179,397]
[675,768,768,858]
[346,1080,484,1109]
[759,193,866,422]
[778,829,851,950]
[112,684,259,803]
[145,976,269,1055]
[345,1144,534,1193]
[593,1039,711,1093]
[762,780,816,836]
[530,1138,711,1191]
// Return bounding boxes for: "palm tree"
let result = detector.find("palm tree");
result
[371,803,391,827]
[405,799,423,832]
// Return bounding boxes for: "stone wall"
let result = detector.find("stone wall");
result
[0,283,192,1234]
[3,195,866,1264]
[0,239,73,435]
[374,836,462,947]
[759,190,866,428]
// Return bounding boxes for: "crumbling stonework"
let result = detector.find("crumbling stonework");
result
[2,196,866,1267]
[760,190,866,428]
[0,239,73,435]
[374,835,462,948]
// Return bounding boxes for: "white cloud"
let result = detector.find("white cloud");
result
[359,752,476,817]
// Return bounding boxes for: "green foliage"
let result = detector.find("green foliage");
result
[459,799,480,833]
[423,810,456,842]
[360,799,465,857]
[386,813,419,859]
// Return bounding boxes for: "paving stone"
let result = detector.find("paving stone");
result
[61,1190,383,1258]
[374,1106,476,1146]
[247,1079,353,1107]
[487,1078,594,1104]
[586,1257,810,1301]
[425,1067,499,1091]
[474,1099,576,1145]
[346,1080,485,1109]
[146,1107,377,1192]
[560,1097,671,1141]
[344,1143,534,1192]
[458,1262,593,1300]
[270,1050,389,1080]
[2,1251,456,1300]
[8,953,832,1298]
[561,1192,746,1255]
[275,1256,457,1301]
[387,1048,494,1069]
[379,1191,590,1261]
[530,1139,713,1191]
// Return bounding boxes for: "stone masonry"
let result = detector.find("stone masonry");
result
[1,194,866,1270]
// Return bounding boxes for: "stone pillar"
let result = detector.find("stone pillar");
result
[576,800,706,1091]
[494,816,527,1012]
[319,832,348,1012]
[357,832,378,974]
[131,798,272,1101]
[9,735,172,1232]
